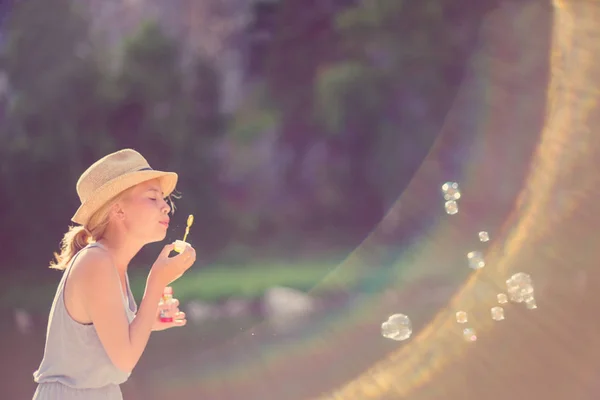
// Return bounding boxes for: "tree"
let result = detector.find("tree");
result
[0,0,111,267]
[109,21,228,255]
[313,0,493,215]
[262,0,343,191]
[108,21,182,162]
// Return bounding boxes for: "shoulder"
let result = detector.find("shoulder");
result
[69,247,117,289]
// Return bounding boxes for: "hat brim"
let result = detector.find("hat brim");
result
[71,170,178,226]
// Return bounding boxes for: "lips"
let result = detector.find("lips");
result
[159,220,170,228]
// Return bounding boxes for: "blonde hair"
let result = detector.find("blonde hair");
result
[49,196,121,270]
[49,186,180,270]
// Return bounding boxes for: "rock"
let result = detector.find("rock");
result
[185,300,220,324]
[221,297,253,318]
[262,286,318,333]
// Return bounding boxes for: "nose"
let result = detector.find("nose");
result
[161,199,171,214]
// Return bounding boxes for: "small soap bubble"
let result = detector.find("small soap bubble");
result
[445,200,459,215]
[442,182,461,201]
[455,311,468,324]
[525,299,537,310]
[381,313,412,341]
[467,251,485,269]
[524,293,537,309]
[491,306,505,321]
[478,231,490,242]
[497,293,508,304]
[463,328,477,342]
[506,272,534,303]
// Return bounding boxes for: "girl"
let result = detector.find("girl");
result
[32,149,197,399]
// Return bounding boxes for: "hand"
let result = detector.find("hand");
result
[152,297,187,331]
[149,243,196,287]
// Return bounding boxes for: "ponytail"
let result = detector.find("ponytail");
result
[49,226,92,270]
[49,190,123,270]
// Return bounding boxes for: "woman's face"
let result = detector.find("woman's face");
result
[116,179,171,243]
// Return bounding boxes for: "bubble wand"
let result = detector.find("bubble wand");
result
[183,214,194,242]
[174,214,194,253]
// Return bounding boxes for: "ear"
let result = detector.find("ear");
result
[110,201,126,221]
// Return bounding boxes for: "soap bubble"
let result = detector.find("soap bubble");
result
[381,313,412,341]
[445,200,459,215]
[506,272,534,303]
[467,251,485,269]
[455,311,468,324]
[463,328,477,342]
[491,306,505,321]
[524,293,537,309]
[479,231,490,242]
[441,182,461,201]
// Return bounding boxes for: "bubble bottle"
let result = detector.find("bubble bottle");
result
[158,287,176,323]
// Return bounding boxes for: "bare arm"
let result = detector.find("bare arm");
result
[79,252,163,373]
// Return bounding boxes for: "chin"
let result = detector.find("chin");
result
[154,231,168,242]
[144,230,168,244]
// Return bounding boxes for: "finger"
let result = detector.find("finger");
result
[182,245,195,257]
[186,250,197,265]
[172,245,193,261]
[159,243,175,258]
[165,317,186,326]
[174,311,186,320]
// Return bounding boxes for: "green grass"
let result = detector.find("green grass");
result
[1,261,359,314]
[167,263,359,299]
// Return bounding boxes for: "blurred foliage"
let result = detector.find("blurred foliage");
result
[228,83,280,144]
[0,0,111,269]
[0,0,501,273]
[315,62,384,134]
[0,2,225,269]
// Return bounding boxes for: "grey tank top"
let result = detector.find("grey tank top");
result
[33,243,138,389]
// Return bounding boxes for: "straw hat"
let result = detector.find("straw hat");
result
[72,149,178,226]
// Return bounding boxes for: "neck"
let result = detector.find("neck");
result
[97,228,144,274]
